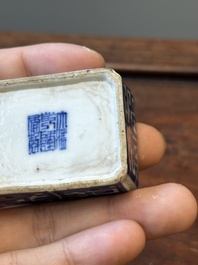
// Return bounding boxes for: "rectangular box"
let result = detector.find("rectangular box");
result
[0,68,138,209]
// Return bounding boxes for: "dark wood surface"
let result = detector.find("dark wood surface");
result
[0,32,198,264]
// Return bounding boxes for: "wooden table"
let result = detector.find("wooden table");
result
[1,32,198,264]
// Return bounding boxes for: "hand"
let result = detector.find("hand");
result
[0,43,197,265]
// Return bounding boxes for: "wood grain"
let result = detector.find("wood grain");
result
[0,32,197,264]
[124,75,198,264]
[1,32,198,75]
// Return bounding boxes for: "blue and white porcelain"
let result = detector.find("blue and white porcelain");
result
[0,68,138,208]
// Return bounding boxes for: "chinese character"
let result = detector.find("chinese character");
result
[28,111,67,155]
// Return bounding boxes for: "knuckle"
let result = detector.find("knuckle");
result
[62,240,76,265]
[7,251,20,265]
[32,204,56,246]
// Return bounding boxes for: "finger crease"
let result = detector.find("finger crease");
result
[107,195,117,222]
[32,204,56,246]
[62,240,77,265]
[8,250,21,265]
[20,50,32,77]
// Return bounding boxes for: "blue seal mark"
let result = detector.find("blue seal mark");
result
[28,111,67,155]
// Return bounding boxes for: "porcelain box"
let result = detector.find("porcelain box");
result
[0,68,138,209]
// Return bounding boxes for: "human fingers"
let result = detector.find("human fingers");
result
[136,123,166,169]
[0,43,105,79]
[0,220,145,265]
[0,122,167,255]
[0,44,165,170]
[0,183,196,253]
[0,122,166,254]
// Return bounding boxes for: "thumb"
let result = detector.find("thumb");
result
[0,220,145,265]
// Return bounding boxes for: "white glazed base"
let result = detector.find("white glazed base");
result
[0,68,138,208]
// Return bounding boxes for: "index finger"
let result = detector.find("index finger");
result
[0,43,165,170]
[0,43,105,79]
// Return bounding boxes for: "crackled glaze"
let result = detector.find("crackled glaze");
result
[0,69,138,208]
[0,80,121,186]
